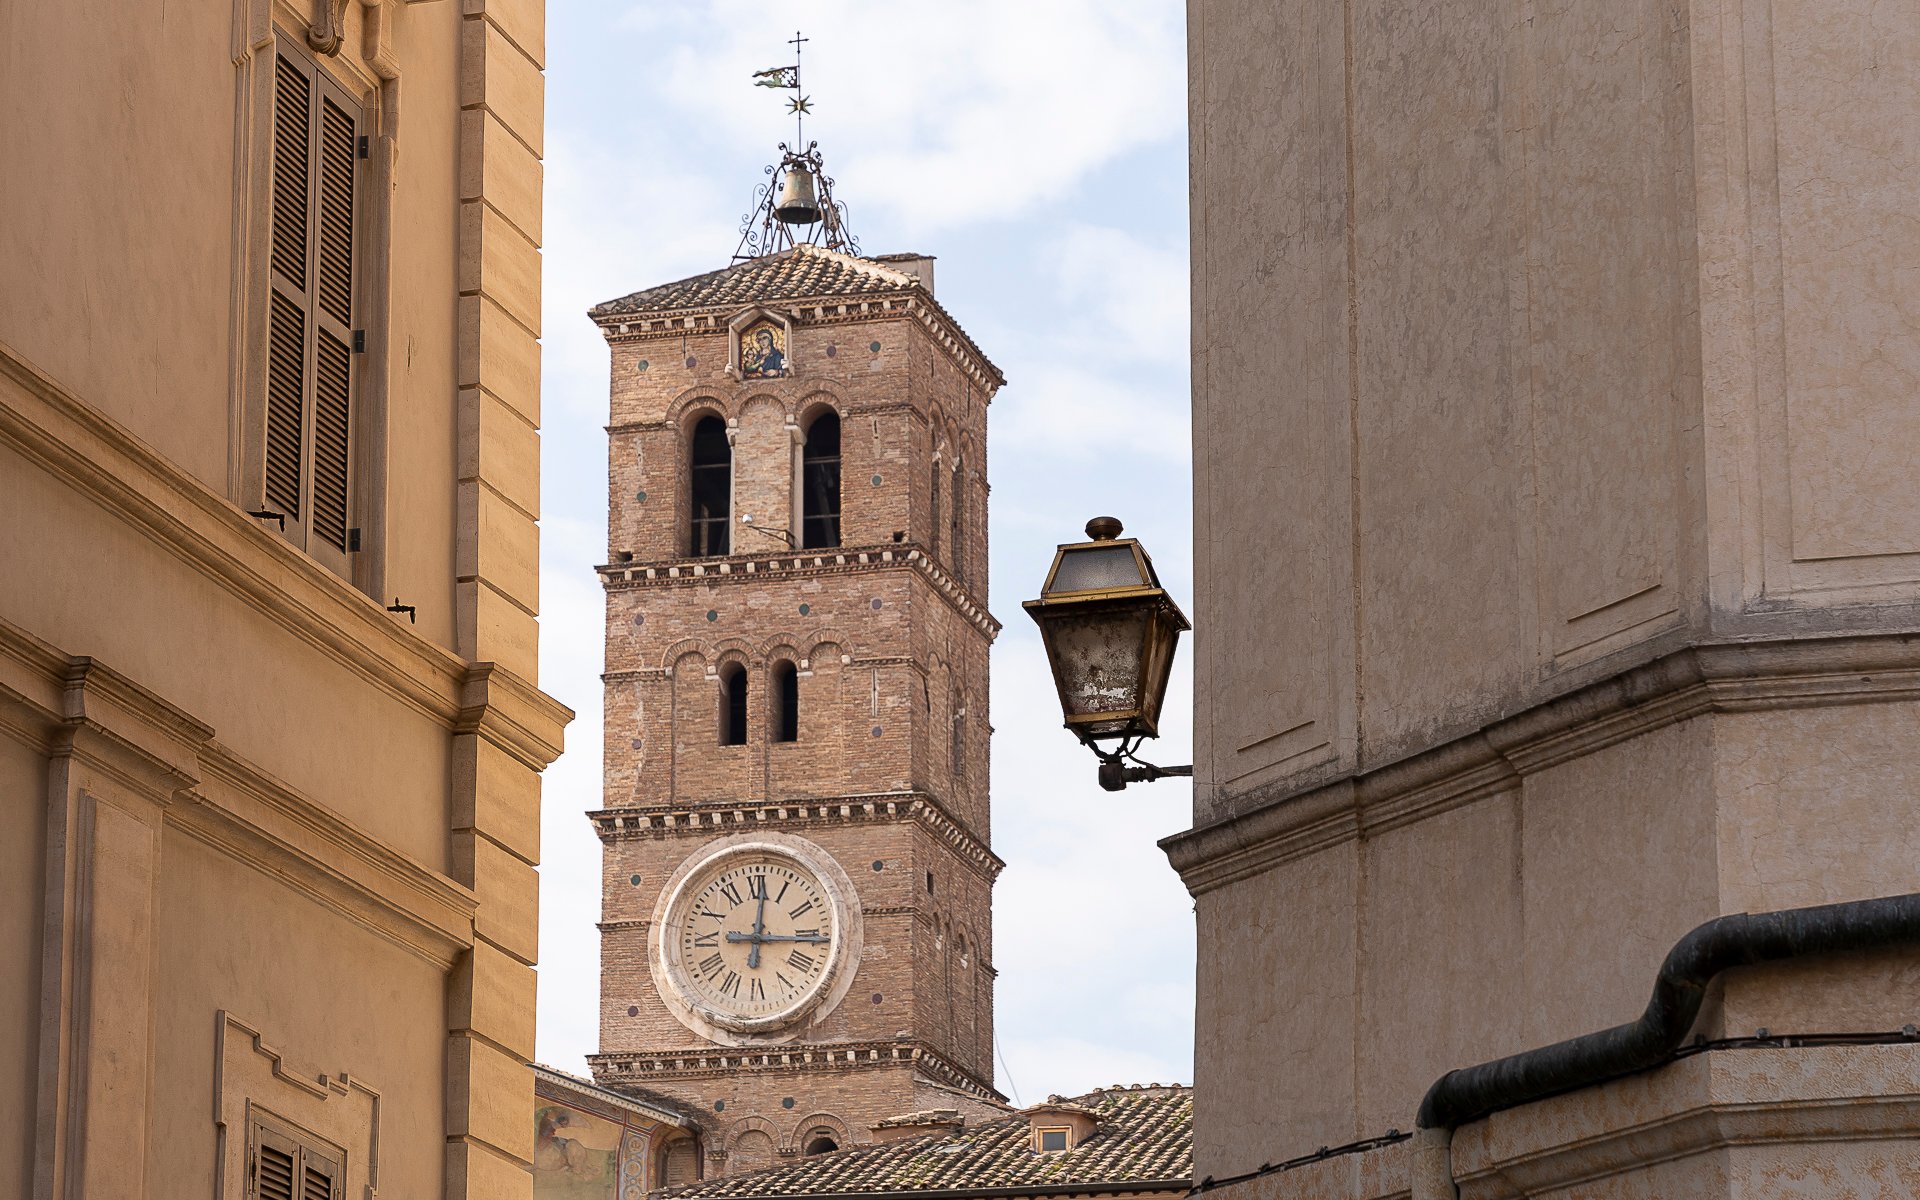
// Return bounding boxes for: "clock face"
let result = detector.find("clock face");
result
[663,849,841,1029]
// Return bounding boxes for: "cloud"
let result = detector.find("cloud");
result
[534,1,1199,1096]
[611,0,1185,233]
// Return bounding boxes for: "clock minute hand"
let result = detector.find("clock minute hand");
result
[747,893,768,969]
[746,932,831,944]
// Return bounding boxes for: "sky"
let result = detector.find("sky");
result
[534,1,1196,1105]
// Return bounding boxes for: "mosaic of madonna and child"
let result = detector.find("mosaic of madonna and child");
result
[740,318,788,379]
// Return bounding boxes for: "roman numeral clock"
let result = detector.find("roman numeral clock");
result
[654,835,864,1040]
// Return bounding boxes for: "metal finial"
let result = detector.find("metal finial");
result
[1085,517,1124,541]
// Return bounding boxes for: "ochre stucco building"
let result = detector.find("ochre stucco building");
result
[1168,0,1920,1196]
[584,244,1009,1176]
[0,2,564,1197]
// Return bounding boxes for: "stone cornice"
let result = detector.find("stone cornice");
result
[1451,1043,1920,1199]
[0,340,570,766]
[1163,633,1920,896]
[598,544,1000,640]
[595,294,1004,396]
[589,791,1004,882]
[589,1039,1002,1102]
[0,616,477,969]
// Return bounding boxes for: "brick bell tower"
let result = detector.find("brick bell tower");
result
[584,143,1008,1179]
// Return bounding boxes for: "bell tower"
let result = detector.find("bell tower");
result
[585,136,1007,1177]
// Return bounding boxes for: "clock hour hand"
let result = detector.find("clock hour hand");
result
[725,932,831,944]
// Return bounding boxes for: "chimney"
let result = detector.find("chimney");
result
[873,253,936,296]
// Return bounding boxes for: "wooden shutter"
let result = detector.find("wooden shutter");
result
[254,1129,298,1200]
[267,54,311,525]
[251,1119,342,1200]
[265,42,358,573]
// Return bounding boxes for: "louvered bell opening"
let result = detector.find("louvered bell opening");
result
[303,1162,335,1200]
[271,55,310,290]
[266,292,306,520]
[258,1143,296,1200]
[311,330,352,550]
[316,96,354,326]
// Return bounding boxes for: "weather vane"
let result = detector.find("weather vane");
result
[751,32,813,144]
[735,32,859,261]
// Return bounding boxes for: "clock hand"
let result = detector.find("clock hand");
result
[748,893,768,970]
[733,932,831,944]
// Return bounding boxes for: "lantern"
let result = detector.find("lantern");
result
[1023,516,1190,750]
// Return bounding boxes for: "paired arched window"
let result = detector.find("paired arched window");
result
[800,412,841,549]
[689,414,731,556]
[770,660,799,743]
[718,662,748,746]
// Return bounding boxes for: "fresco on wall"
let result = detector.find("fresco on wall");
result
[740,319,788,379]
[535,1103,624,1200]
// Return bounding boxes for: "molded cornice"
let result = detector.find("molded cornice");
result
[0,340,570,767]
[598,543,999,640]
[596,294,1004,396]
[1163,633,1920,896]
[0,616,476,967]
[589,1039,1002,1102]
[589,791,1004,883]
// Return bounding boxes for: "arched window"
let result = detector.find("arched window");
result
[689,414,731,556]
[801,411,841,549]
[950,690,966,776]
[928,451,941,560]
[804,1134,839,1157]
[948,460,964,582]
[770,660,799,743]
[718,661,747,746]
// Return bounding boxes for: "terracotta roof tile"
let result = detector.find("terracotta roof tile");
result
[658,1086,1192,1199]
[589,245,921,319]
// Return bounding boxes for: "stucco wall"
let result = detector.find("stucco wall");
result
[1179,0,1920,1189]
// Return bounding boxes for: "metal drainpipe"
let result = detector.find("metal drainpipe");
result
[1407,891,1920,1199]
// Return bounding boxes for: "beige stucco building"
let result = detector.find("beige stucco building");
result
[1167,0,1920,1196]
[1,2,563,1198]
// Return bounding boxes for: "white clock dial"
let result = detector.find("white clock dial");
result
[675,854,834,1019]
[651,834,861,1039]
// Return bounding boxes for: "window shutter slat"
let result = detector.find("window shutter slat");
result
[271,55,310,290]
[316,96,355,326]
[302,1159,335,1200]
[257,1142,296,1200]
[311,329,352,550]
[266,291,307,520]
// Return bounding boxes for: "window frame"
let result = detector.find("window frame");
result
[718,660,748,746]
[799,409,842,549]
[770,659,800,743]
[688,412,733,557]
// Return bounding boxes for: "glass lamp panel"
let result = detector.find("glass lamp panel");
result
[1044,607,1152,719]
[1137,609,1181,731]
[1048,545,1145,594]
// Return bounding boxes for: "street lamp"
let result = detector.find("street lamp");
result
[1023,517,1192,791]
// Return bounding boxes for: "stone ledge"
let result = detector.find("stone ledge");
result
[1163,633,1920,896]
[1452,1043,1920,1199]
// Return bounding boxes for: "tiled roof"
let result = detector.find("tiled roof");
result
[589,245,922,319]
[659,1086,1192,1199]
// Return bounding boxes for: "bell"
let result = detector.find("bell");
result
[773,167,823,226]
